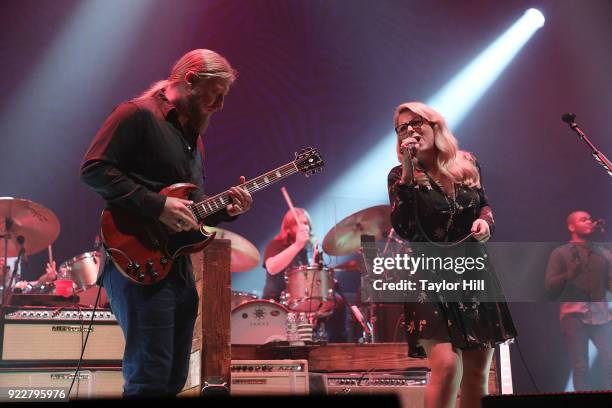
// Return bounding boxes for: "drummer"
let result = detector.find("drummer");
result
[0,256,50,291]
[12,234,102,293]
[263,208,347,341]
[13,260,59,292]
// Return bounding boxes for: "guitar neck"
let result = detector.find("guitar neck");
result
[190,161,300,222]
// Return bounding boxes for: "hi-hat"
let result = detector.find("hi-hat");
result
[207,227,260,272]
[0,197,60,257]
[322,205,391,256]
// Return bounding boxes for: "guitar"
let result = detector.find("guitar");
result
[101,147,323,284]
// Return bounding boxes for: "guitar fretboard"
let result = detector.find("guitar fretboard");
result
[189,162,299,221]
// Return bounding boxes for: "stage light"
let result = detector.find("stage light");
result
[525,8,545,29]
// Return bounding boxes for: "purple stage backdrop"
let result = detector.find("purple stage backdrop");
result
[0,0,610,394]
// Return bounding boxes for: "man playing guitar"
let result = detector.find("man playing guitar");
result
[80,49,252,396]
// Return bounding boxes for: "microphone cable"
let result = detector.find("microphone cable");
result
[67,284,103,398]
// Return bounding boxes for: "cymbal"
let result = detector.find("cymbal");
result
[323,205,391,256]
[207,227,260,272]
[0,197,60,257]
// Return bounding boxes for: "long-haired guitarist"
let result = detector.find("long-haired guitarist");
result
[80,49,252,397]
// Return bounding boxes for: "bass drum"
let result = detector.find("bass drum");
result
[231,291,258,310]
[231,300,288,345]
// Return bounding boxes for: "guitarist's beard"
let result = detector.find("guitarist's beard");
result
[186,107,211,135]
[175,94,211,135]
[188,109,211,135]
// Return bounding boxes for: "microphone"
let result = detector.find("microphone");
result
[399,135,421,155]
[593,218,605,231]
[561,113,576,124]
[561,113,578,129]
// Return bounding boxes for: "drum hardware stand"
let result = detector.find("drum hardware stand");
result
[357,234,380,343]
[1,218,26,307]
[333,284,372,343]
[382,228,405,255]
[1,217,13,303]
[1,234,9,312]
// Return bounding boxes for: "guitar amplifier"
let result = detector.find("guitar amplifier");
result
[1,308,124,363]
[230,360,309,395]
[309,371,429,408]
[0,367,123,398]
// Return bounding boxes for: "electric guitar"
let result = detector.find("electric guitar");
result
[101,147,323,284]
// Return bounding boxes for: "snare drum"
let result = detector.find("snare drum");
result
[282,265,335,315]
[231,300,288,345]
[231,291,258,310]
[60,252,100,291]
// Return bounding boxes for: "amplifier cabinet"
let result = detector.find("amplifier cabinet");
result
[231,360,309,395]
[310,371,429,408]
[0,367,123,398]
[1,308,124,362]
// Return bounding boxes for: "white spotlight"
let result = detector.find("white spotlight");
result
[525,8,545,29]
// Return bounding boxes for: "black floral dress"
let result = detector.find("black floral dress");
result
[387,164,516,358]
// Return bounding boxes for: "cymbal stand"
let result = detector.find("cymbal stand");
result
[1,217,26,307]
[1,217,13,306]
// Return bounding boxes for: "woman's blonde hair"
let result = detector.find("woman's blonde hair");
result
[275,208,315,244]
[139,49,237,98]
[393,101,480,188]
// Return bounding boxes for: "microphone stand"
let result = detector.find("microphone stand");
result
[562,113,612,179]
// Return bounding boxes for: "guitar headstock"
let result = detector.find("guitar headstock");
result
[294,147,324,177]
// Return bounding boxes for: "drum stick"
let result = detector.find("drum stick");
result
[47,245,53,264]
[312,239,318,265]
[280,186,300,224]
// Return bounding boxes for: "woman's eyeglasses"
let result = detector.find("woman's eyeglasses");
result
[395,117,427,136]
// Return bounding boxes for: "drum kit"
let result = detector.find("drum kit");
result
[230,204,396,345]
[0,197,108,306]
[2,196,397,342]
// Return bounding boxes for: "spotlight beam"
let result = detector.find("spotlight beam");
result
[236,9,546,292]
[430,8,545,129]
